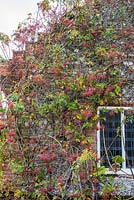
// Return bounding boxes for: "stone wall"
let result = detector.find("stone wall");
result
[114,177,134,196]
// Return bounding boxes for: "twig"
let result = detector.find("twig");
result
[47,134,62,148]
[102,128,113,169]
[64,167,72,190]
[77,174,83,195]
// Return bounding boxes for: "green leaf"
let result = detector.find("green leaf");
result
[83,122,92,128]
[96,83,105,89]
[7,93,19,101]
[93,166,107,176]
[110,68,120,76]
[9,162,24,173]
[102,184,115,195]
[109,92,115,98]
[13,102,25,112]
[112,155,124,164]
[84,33,92,41]
[0,107,6,113]
[68,102,78,110]
[115,85,121,95]
[90,94,101,103]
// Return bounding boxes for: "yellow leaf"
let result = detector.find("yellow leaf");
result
[76,114,82,120]
[87,60,94,66]
[113,35,119,40]
[81,140,88,145]
[75,138,80,142]
[69,29,79,39]
[14,189,22,198]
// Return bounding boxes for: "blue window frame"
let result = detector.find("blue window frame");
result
[125,111,134,168]
[97,107,134,172]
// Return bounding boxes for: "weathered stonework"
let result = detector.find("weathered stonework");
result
[114,177,134,196]
[0,0,133,198]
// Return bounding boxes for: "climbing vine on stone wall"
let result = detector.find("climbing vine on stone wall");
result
[0,0,134,199]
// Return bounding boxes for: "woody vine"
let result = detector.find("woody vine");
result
[0,0,134,199]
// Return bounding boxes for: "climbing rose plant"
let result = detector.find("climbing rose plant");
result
[0,0,134,199]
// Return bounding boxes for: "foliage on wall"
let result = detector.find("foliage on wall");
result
[0,0,134,199]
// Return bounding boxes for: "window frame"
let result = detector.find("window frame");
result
[97,106,134,175]
[0,90,8,119]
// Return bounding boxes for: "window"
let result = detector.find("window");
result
[0,91,8,119]
[97,107,134,173]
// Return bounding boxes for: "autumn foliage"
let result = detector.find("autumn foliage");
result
[0,0,134,199]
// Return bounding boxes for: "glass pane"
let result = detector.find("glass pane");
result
[100,110,122,167]
[125,111,134,168]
